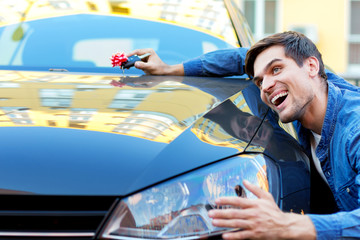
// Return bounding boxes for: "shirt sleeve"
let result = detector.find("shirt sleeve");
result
[326,69,360,93]
[308,209,360,239]
[183,48,249,77]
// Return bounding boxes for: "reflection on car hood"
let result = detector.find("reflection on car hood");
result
[0,71,265,196]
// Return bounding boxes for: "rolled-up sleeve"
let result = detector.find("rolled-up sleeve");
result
[183,48,249,77]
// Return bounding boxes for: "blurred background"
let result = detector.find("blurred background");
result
[0,0,358,85]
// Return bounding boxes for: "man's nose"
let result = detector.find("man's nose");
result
[261,76,276,93]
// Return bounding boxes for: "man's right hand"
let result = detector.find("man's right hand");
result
[127,48,185,76]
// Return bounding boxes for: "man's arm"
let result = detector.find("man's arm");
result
[127,48,185,75]
[307,210,360,239]
[183,47,249,77]
[128,48,249,77]
[326,69,360,93]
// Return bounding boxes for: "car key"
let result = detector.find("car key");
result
[122,53,151,69]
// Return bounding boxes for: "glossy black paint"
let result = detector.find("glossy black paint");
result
[0,74,243,195]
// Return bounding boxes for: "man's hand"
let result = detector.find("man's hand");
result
[208,180,316,240]
[127,48,184,76]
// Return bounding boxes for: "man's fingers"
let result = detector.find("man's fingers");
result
[243,180,273,200]
[212,218,249,229]
[211,218,255,240]
[127,48,154,57]
[134,61,146,69]
[222,230,253,240]
[214,182,272,207]
[214,196,255,209]
[209,208,256,221]
[209,208,241,219]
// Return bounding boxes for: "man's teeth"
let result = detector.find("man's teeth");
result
[271,91,288,105]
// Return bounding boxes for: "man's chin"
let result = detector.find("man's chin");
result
[269,105,296,123]
[278,111,296,124]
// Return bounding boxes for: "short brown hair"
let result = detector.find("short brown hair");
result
[244,31,327,80]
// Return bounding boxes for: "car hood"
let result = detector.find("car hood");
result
[0,71,269,196]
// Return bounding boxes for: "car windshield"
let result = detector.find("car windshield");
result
[0,0,252,74]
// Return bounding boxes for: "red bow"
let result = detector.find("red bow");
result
[110,53,128,68]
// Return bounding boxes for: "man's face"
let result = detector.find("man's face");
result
[253,45,316,123]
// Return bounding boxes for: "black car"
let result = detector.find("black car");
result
[0,0,310,239]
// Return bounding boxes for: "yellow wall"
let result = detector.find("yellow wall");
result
[281,0,347,73]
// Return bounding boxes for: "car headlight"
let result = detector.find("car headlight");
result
[100,154,271,239]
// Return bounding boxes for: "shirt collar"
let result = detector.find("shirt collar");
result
[317,82,342,160]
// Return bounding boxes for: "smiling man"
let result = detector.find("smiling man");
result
[129,31,360,239]
[248,42,328,133]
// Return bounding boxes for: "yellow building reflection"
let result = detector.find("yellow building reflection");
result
[0,0,238,47]
[0,71,224,145]
[0,70,266,152]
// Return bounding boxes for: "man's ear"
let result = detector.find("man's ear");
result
[306,56,320,77]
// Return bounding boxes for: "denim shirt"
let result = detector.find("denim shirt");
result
[183,48,360,239]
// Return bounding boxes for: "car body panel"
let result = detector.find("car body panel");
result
[0,72,257,196]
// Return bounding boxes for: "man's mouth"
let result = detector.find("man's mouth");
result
[271,91,288,106]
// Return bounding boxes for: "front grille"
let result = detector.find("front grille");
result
[0,195,117,238]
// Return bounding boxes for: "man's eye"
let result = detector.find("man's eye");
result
[256,79,263,88]
[272,67,280,74]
